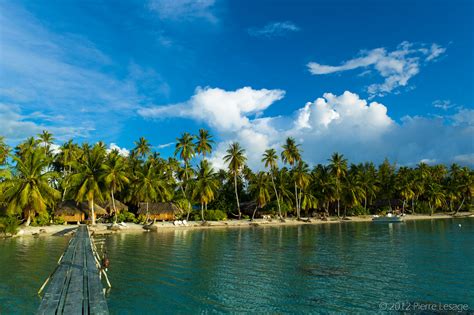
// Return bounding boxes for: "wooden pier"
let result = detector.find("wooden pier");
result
[37,225,109,315]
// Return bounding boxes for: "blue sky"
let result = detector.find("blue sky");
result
[0,0,473,168]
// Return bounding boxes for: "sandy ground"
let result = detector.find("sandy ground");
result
[5,212,472,238]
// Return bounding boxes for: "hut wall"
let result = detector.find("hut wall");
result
[149,213,175,221]
[60,213,84,223]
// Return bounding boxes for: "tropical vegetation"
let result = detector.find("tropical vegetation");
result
[0,131,472,228]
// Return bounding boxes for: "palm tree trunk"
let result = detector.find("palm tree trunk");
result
[429,202,433,216]
[455,197,465,215]
[201,203,204,222]
[234,173,241,219]
[91,198,96,225]
[364,195,367,212]
[270,173,282,219]
[146,202,149,223]
[412,197,416,214]
[294,181,299,218]
[337,198,340,218]
[252,205,258,221]
[25,209,32,226]
[402,199,406,214]
[111,190,117,224]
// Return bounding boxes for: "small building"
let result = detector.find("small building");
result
[55,201,108,224]
[137,202,180,221]
[55,201,85,224]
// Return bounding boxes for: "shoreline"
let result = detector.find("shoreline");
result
[3,212,473,239]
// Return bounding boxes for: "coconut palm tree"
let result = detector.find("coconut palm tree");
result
[262,148,282,219]
[396,167,415,214]
[355,163,378,212]
[248,172,271,220]
[174,132,196,216]
[281,137,302,217]
[102,151,130,223]
[15,137,38,158]
[132,162,171,222]
[193,160,219,221]
[343,170,365,217]
[312,165,336,216]
[195,129,214,159]
[294,161,310,219]
[0,136,9,165]
[38,130,54,156]
[223,142,247,219]
[133,137,151,159]
[69,145,106,225]
[2,148,60,225]
[426,182,445,215]
[328,152,347,218]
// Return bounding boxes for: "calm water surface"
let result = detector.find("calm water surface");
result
[0,218,473,314]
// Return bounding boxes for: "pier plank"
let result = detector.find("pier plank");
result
[37,226,109,315]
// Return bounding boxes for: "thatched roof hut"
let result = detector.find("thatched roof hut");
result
[55,201,107,223]
[101,199,128,215]
[55,201,85,223]
[137,202,181,221]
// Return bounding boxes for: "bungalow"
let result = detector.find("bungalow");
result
[55,201,85,224]
[55,201,108,224]
[137,202,181,221]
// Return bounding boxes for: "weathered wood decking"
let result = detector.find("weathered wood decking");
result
[37,225,109,315]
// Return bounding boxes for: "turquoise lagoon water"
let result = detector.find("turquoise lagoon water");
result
[0,218,473,314]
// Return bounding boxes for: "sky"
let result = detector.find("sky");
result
[0,0,473,169]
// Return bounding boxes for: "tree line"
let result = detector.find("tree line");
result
[0,130,472,226]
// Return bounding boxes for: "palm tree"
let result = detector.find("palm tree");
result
[193,160,219,221]
[69,145,106,225]
[294,161,310,219]
[2,148,60,225]
[248,172,271,220]
[102,151,130,223]
[174,132,196,216]
[133,137,151,159]
[56,140,79,201]
[0,136,9,165]
[38,130,54,155]
[343,170,365,217]
[396,167,414,214]
[312,165,336,216]
[426,182,445,215]
[281,137,302,217]
[355,163,378,212]
[328,152,347,218]
[223,142,247,219]
[262,148,283,219]
[195,129,214,159]
[132,162,171,222]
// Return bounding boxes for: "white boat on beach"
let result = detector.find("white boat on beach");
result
[372,213,404,223]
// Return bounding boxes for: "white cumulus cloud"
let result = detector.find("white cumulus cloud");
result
[307,42,446,97]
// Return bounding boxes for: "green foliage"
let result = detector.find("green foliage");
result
[137,214,148,224]
[415,201,431,214]
[53,216,65,225]
[347,205,369,216]
[115,210,137,223]
[31,213,51,226]
[192,210,227,221]
[0,216,21,235]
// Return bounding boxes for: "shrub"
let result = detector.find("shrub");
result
[137,214,148,224]
[0,216,21,235]
[31,213,51,226]
[115,210,137,223]
[53,216,65,225]
[192,210,228,221]
[347,205,369,216]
